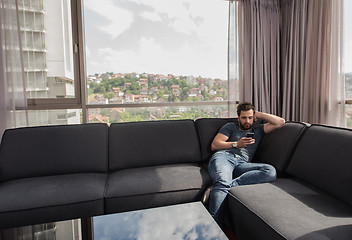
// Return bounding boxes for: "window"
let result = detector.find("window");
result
[18,0,82,126]
[83,0,230,123]
[18,0,231,126]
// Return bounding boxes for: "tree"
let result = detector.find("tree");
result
[94,85,106,93]
[103,92,114,100]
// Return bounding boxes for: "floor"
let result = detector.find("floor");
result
[222,226,238,240]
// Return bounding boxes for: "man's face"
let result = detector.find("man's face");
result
[238,109,254,130]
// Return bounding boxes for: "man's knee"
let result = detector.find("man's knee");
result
[212,178,232,191]
[262,164,277,181]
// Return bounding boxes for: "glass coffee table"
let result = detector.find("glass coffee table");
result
[1,202,228,240]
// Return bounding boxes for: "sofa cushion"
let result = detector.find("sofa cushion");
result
[109,120,201,170]
[252,122,309,176]
[195,118,238,162]
[0,173,107,228]
[104,164,211,213]
[287,124,352,206]
[227,178,352,240]
[0,124,108,181]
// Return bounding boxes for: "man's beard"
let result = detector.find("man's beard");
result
[239,122,252,130]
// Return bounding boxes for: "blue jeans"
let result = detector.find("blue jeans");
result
[208,150,277,225]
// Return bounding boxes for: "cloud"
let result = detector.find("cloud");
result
[129,0,200,35]
[91,36,226,79]
[140,11,162,22]
[85,0,228,79]
[84,0,133,39]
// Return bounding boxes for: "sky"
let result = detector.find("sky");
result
[83,0,229,79]
[82,0,352,79]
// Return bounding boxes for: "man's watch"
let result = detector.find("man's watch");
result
[232,142,237,148]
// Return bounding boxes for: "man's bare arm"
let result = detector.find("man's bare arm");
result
[255,111,285,134]
[211,133,255,151]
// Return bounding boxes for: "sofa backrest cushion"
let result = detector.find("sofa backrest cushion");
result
[195,118,238,162]
[0,123,108,182]
[286,124,352,205]
[109,120,201,170]
[252,122,309,176]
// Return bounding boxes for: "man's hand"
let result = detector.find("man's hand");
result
[236,136,255,148]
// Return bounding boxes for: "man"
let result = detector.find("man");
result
[208,102,285,225]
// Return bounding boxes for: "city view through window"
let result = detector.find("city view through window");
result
[87,72,228,122]
[19,0,352,126]
[84,0,229,123]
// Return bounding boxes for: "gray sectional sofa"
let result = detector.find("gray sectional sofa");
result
[0,119,351,240]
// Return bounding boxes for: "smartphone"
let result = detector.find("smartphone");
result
[246,132,255,138]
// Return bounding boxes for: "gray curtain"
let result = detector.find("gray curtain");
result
[230,0,345,126]
[230,0,281,115]
[281,0,345,126]
[0,0,28,140]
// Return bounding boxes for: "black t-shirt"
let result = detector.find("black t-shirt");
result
[218,122,265,162]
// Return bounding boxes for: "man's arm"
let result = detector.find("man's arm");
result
[255,111,285,134]
[211,133,255,151]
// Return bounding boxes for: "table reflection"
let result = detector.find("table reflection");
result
[93,202,227,240]
[0,202,227,240]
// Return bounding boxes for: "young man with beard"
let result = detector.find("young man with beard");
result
[208,102,285,225]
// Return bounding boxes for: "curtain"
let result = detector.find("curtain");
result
[281,0,345,126]
[0,0,28,140]
[229,0,281,115]
[230,0,345,126]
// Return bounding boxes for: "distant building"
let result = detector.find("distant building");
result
[134,95,149,103]
[109,98,124,104]
[172,85,180,96]
[186,76,197,85]
[125,93,135,103]
[140,88,148,95]
[214,97,224,101]
[112,87,124,97]
[91,95,108,104]
[19,0,80,126]
[139,78,148,87]
[157,74,167,81]
[124,83,132,89]
[189,88,201,96]
[148,87,159,95]
[131,72,140,78]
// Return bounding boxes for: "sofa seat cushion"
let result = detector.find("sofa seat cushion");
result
[227,178,352,240]
[0,173,107,228]
[104,164,211,213]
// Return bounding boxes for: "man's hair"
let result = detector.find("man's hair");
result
[237,102,255,116]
